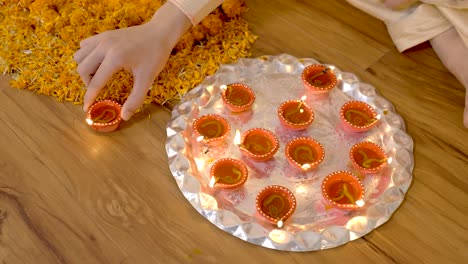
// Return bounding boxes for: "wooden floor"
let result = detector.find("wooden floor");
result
[1,0,467,263]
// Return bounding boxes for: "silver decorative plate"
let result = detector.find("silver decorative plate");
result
[166,54,414,251]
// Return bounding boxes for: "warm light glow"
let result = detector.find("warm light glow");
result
[355,199,365,207]
[209,177,217,188]
[295,185,307,194]
[196,136,205,142]
[234,129,242,146]
[387,157,393,164]
[299,109,304,113]
[268,229,288,243]
[86,118,94,125]
[301,163,311,170]
[194,157,206,170]
[277,220,284,228]
[220,84,228,91]
[376,114,381,120]
[328,65,336,71]
[300,95,307,101]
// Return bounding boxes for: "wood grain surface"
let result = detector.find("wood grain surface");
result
[1,0,467,263]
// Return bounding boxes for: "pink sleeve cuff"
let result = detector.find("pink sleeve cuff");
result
[169,0,224,25]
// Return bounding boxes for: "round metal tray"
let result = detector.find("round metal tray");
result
[166,54,414,251]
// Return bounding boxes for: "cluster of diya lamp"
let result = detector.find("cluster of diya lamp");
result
[190,64,390,227]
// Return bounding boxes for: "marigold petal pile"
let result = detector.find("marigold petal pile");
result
[0,0,257,106]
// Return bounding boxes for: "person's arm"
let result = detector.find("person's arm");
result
[75,1,222,120]
[169,0,224,25]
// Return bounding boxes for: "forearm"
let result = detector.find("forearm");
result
[168,0,224,25]
[148,1,192,47]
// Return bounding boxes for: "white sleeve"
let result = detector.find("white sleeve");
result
[168,0,224,25]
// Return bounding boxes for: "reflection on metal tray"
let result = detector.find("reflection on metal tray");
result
[166,54,414,251]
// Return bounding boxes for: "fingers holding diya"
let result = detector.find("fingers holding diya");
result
[193,114,231,147]
[340,101,379,132]
[221,83,256,112]
[321,171,365,210]
[209,158,248,189]
[277,96,314,130]
[236,128,280,161]
[301,64,337,94]
[256,185,297,227]
[285,137,325,172]
[350,141,388,174]
[86,100,123,132]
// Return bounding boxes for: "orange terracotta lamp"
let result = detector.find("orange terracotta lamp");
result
[285,137,325,172]
[256,185,296,226]
[221,83,256,112]
[238,128,279,161]
[350,141,388,174]
[193,114,231,147]
[277,99,314,130]
[340,101,379,132]
[209,158,248,189]
[86,100,122,133]
[301,64,337,94]
[321,171,365,209]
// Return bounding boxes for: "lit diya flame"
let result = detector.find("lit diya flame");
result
[355,199,365,207]
[296,95,307,110]
[209,176,217,188]
[277,220,284,228]
[86,118,94,125]
[196,135,205,142]
[234,129,242,146]
[220,84,228,91]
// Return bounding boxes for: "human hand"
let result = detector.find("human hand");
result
[74,2,191,120]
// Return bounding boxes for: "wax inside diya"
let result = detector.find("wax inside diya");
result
[285,137,325,171]
[86,100,122,133]
[210,158,248,189]
[340,101,379,132]
[193,114,230,146]
[282,102,312,124]
[301,64,337,93]
[344,109,375,126]
[350,141,387,172]
[238,128,279,161]
[194,115,228,138]
[243,133,273,155]
[322,171,364,209]
[256,185,296,224]
[262,193,290,219]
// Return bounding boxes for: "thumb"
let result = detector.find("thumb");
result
[121,70,155,121]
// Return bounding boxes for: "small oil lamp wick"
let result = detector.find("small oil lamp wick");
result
[309,67,330,82]
[234,129,244,149]
[296,95,307,110]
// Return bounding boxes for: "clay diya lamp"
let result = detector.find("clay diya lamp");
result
[321,171,365,210]
[277,98,314,130]
[209,158,248,189]
[193,114,231,147]
[285,137,325,172]
[256,185,297,227]
[85,100,122,132]
[301,64,337,94]
[221,83,256,112]
[238,128,280,161]
[340,101,379,132]
[350,141,388,174]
